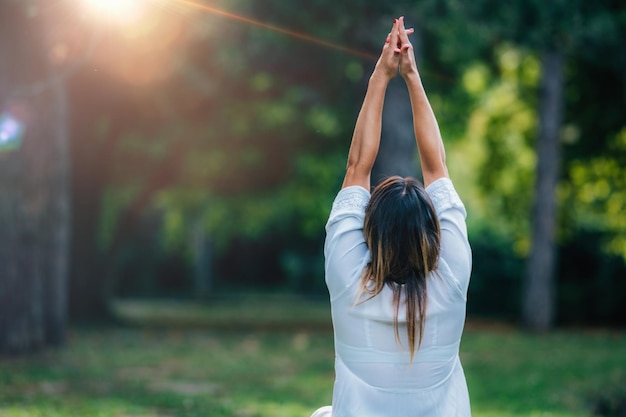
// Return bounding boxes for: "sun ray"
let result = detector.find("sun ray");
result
[170,0,378,61]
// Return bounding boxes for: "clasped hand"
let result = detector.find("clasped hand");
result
[375,16,418,81]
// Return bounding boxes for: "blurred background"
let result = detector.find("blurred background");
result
[0,0,625,416]
[0,0,626,344]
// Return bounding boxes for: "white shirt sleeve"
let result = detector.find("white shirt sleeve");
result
[324,186,371,299]
[426,178,472,297]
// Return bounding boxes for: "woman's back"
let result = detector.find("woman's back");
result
[332,275,466,390]
[324,179,471,415]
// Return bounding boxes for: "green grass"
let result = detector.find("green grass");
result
[110,295,332,331]
[1,298,625,417]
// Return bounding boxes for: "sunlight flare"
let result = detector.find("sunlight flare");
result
[83,0,145,24]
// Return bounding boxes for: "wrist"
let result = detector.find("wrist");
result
[371,65,396,83]
[402,71,421,85]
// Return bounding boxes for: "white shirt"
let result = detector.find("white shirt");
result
[324,178,472,417]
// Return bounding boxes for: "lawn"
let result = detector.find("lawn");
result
[0,297,624,417]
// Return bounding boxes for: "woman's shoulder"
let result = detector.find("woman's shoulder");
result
[326,186,371,232]
[425,178,465,218]
[332,186,371,212]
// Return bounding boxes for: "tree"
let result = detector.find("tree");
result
[371,60,418,185]
[522,51,564,331]
[0,1,70,352]
[461,0,626,330]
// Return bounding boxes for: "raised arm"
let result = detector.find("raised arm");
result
[397,17,448,187]
[342,19,408,190]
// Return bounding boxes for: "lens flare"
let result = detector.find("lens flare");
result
[171,0,378,61]
[83,0,144,24]
[0,113,25,152]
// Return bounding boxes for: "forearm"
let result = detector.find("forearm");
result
[343,72,389,188]
[405,73,448,185]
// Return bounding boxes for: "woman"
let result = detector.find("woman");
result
[312,17,472,417]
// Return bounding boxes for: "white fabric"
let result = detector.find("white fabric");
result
[311,406,333,417]
[319,177,472,417]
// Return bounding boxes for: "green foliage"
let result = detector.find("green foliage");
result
[467,232,524,319]
[558,231,626,325]
[562,129,626,259]
[153,151,343,252]
[461,0,626,52]
[451,45,539,256]
[99,185,141,248]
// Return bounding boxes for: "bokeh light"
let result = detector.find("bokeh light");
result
[0,113,25,152]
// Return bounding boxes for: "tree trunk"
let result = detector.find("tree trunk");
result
[371,77,418,185]
[0,3,70,352]
[68,114,111,321]
[370,20,422,186]
[192,219,213,298]
[68,70,121,322]
[522,50,564,331]
[43,80,71,344]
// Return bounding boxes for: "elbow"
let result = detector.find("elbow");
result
[423,150,447,176]
[422,159,449,186]
[343,163,371,189]
[345,157,358,171]
[423,166,447,179]
[345,162,367,178]
[346,157,369,174]
[438,142,447,166]
[439,147,446,167]
[434,147,448,175]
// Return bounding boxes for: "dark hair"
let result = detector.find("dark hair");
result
[360,176,441,361]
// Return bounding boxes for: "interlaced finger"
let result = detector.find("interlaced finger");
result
[389,19,401,54]
[398,16,412,51]
[386,28,413,45]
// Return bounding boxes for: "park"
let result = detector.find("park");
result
[1,0,625,416]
